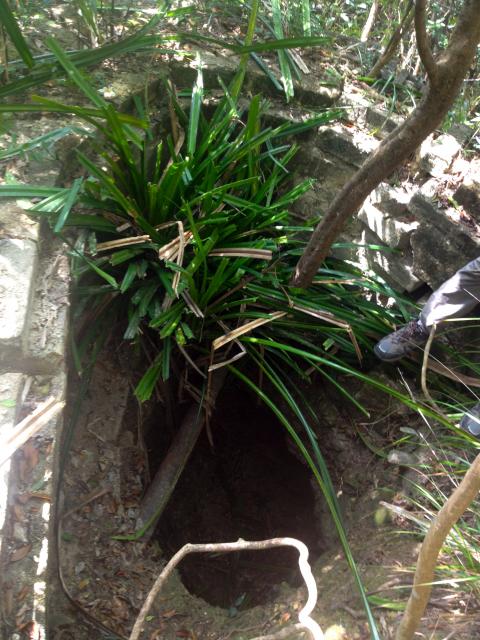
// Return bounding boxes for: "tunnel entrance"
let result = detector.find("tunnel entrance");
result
[148,385,324,610]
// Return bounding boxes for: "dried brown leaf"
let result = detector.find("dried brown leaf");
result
[16,584,30,603]
[161,609,177,619]
[9,544,32,562]
[22,441,39,473]
[12,504,24,521]
[25,491,51,502]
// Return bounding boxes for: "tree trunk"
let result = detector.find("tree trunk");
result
[137,369,227,540]
[360,0,380,43]
[291,0,480,288]
[395,453,480,640]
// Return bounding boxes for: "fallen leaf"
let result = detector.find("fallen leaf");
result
[111,596,129,620]
[10,544,31,562]
[12,504,25,521]
[78,578,90,590]
[14,602,29,626]
[162,609,177,619]
[22,442,39,474]
[25,492,51,502]
[280,612,291,623]
[16,585,30,603]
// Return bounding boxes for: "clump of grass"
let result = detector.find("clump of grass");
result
[0,39,445,640]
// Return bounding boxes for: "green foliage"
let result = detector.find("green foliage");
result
[0,0,34,68]
[1,40,440,637]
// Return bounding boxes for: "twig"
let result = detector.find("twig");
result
[129,537,323,640]
[0,397,65,468]
[414,0,438,83]
[249,623,307,640]
[420,323,450,423]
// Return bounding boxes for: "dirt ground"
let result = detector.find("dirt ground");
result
[51,340,480,640]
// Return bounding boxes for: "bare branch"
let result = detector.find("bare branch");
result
[414,0,438,82]
[129,537,322,640]
[395,453,480,640]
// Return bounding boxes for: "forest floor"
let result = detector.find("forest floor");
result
[1,5,480,640]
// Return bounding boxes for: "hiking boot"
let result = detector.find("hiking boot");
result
[374,319,429,362]
[460,402,480,438]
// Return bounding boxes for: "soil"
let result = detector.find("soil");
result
[51,342,480,640]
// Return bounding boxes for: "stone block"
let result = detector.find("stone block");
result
[368,183,414,217]
[0,372,24,554]
[358,200,418,250]
[454,178,480,222]
[316,124,379,168]
[341,85,371,125]
[25,233,70,375]
[0,203,40,241]
[361,229,422,292]
[0,237,38,352]
[419,133,461,177]
[411,223,480,289]
[365,106,403,137]
[448,123,474,145]
[168,51,343,107]
[409,193,480,241]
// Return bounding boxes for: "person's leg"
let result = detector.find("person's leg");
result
[420,257,480,327]
[375,257,480,362]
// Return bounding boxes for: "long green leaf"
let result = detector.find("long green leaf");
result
[230,363,381,640]
[187,56,204,156]
[54,178,83,233]
[0,0,34,68]
[45,37,107,109]
[271,0,294,101]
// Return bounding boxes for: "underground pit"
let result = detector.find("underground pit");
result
[145,383,324,610]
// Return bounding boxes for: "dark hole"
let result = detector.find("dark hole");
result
[148,385,324,610]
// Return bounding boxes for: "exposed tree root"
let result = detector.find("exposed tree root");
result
[129,537,322,640]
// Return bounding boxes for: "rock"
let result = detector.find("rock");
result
[0,372,24,555]
[0,203,40,242]
[0,237,38,353]
[418,133,462,177]
[359,195,418,250]
[365,105,403,137]
[369,183,414,217]
[448,122,474,145]
[316,124,379,168]
[454,177,480,222]
[388,450,417,466]
[411,223,480,289]
[167,51,343,107]
[12,522,29,544]
[361,228,422,292]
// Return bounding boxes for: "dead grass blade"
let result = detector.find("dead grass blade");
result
[209,248,273,260]
[212,311,287,351]
[292,304,363,363]
[96,235,150,251]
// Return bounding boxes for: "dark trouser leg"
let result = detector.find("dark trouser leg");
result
[420,257,480,328]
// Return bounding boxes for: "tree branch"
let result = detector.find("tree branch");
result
[291,0,480,288]
[128,537,322,640]
[395,453,480,640]
[414,0,438,83]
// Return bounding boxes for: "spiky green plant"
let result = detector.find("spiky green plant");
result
[0,39,453,640]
